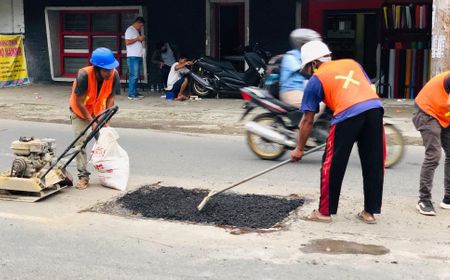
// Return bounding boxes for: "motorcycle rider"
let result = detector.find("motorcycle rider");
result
[291,41,385,224]
[279,29,322,110]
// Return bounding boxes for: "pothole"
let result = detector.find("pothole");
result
[301,239,390,255]
[88,185,304,230]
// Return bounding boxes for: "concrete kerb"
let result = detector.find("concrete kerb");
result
[0,84,422,145]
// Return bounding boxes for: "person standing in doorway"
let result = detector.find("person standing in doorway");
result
[151,41,178,89]
[413,71,450,215]
[69,47,120,190]
[125,16,145,100]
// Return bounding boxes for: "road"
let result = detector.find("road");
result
[0,119,449,280]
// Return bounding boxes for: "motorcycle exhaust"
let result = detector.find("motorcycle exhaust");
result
[245,121,296,148]
[189,71,214,90]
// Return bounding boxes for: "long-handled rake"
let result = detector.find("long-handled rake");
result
[197,143,326,211]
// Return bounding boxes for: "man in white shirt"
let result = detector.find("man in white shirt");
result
[166,54,193,101]
[125,16,145,100]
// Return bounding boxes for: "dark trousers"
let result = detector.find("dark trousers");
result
[161,65,171,88]
[412,110,450,202]
[319,108,385,215]
[171,77,187,96]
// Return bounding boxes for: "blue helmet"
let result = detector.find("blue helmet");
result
[90,47,119,70]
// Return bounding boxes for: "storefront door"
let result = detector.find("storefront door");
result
[206,0,249,64]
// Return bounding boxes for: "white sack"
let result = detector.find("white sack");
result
[91,127,129,191]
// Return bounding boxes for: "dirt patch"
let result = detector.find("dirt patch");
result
[90,186,304,230]
[300,239,390,255]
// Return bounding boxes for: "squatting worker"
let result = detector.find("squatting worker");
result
[69,47,120,190]
[290,41,385,224]
[413,71,450,216]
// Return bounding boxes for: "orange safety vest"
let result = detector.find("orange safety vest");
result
[315,59,379,116]
[415,71,450,128]
[69,66,115,119]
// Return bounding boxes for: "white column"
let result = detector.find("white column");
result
[431,0,450,76]
[0,0,24,34]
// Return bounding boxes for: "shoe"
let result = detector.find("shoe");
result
[128,95,144,100]
[440,196,450,209]
[136,93,144,97]
[416,201,436,216]
[75,177,89,190]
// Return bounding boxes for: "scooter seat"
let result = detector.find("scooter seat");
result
[197,60,223,73]
[270,98,299,112]
[202,57,236,71]
[245,86,298,112]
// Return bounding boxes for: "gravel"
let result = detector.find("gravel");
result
[117,186,304,229]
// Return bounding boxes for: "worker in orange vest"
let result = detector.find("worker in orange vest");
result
[413,71,450,215]
[69,47,120,190]
[291,41,385,224]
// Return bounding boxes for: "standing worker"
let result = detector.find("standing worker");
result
[125,16,145,100]
[413,71,450,215]
[291,41,385,224]
[69,47,120,190]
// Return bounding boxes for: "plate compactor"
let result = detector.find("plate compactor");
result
[0,106,119,202]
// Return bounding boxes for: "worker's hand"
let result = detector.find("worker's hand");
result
[159,62,164,69]
[291,147,304,162]
[186,61,193,66]
[138,35,145,42]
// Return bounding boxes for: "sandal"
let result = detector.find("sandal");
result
[356,211,377,224]
[301,210,332,223]
[175,95,188,101]
[75,177,89,190]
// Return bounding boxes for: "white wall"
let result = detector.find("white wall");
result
[431,0,450,76]
[0,0,24,34]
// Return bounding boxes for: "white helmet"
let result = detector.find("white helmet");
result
[289,28,322,49]
[300,41,332,69]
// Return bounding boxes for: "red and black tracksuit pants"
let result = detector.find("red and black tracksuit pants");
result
[319,108,385,216]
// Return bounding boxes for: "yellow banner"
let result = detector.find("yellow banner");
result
[0,35,29,88]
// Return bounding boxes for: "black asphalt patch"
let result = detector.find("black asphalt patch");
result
[115,186,303,229]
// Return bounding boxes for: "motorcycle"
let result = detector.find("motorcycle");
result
[240,86,404,168]
[189,46,268,98]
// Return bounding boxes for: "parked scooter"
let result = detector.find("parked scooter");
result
[189,47,267,98]
[240,86,331,160]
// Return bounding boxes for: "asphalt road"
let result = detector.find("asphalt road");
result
[0,119,442,198]
[0,120,449,280]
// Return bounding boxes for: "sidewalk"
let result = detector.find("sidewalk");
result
[0,84,421,144]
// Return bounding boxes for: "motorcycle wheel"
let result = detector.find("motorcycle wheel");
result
[246,113,287,160]
[384,123,404,168]
[191,78,212,98]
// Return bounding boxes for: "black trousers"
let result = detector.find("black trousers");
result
[319,108,385,215]
[161,65,171,88]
